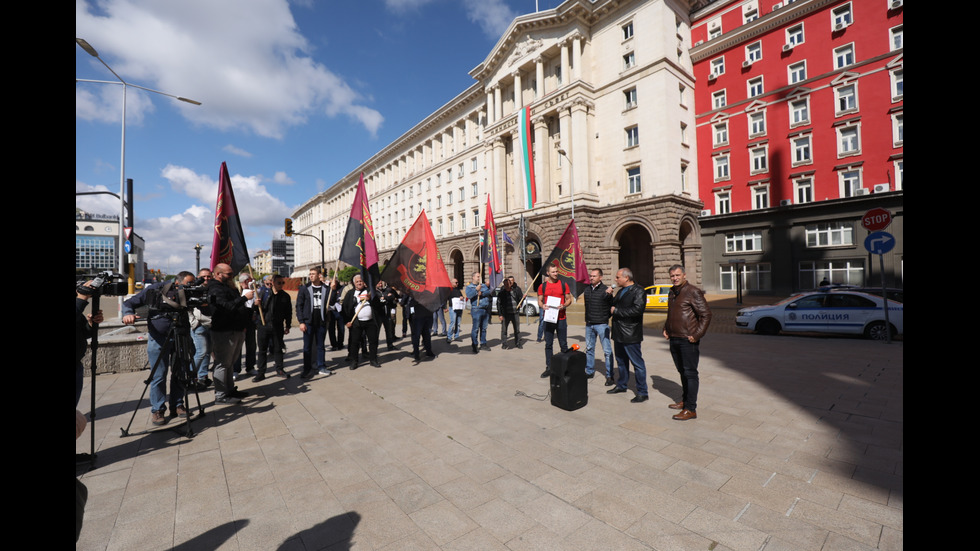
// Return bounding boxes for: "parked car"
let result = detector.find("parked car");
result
[822,285,904,303]
[489,289,540,316]
[644,284,671,311]
[735,290,903,340]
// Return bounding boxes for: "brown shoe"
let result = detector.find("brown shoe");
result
[151,410,168,426]
[668,401,684,410]
[175,405,189,418]
[672,409,697,421]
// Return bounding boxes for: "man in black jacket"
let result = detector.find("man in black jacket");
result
[208,263,254,404]
[583,269,614,383]
[295,267,331,379]
[253,274,292,382]
[606,267,649,403]
[343,274,383,369]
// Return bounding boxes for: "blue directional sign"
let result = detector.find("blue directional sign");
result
[864,231,895,255]
[124,240,132,253]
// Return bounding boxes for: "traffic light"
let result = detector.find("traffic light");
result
[284,218,293,236]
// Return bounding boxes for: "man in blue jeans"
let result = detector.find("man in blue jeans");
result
[583,268,614,384]
[606,268,649,403]
[465,272,491,354]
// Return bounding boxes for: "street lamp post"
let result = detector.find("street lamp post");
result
[557,148,574,219]
[194,243,203,274]
[76,38,201,303]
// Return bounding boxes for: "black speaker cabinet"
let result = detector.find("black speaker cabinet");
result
[550,350,588,411]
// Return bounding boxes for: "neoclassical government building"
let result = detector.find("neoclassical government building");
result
[292,0,704,288]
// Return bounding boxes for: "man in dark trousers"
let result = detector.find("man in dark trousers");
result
[663,264,711,420]
[295,267,332,380]
[343,274,383,369]
[207,264,254,405]
[606,268,648,403]
[253,274,292,382]
[406,295,435,362]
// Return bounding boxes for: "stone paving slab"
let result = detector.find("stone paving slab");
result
[77,323,902,550]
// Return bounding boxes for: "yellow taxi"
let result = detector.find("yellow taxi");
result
[644,284,671,311]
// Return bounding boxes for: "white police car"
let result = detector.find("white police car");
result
[735,290,903,340]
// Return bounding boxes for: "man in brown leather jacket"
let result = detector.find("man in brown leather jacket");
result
[663,265,711,420]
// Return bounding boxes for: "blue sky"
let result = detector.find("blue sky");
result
[76,0,560,273]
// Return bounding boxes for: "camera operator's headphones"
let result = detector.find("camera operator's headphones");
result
[157,280,189,309]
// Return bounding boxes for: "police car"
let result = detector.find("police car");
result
[735,290,903,340]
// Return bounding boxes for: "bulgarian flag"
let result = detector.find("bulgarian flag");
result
[515,105,537,210]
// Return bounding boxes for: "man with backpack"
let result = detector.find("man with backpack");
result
[537,265,572,378]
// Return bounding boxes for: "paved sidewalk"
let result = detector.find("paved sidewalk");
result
[76,327,902,550]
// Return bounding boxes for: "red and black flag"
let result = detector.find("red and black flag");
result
[339,173,380,287]
[210,161,250,273]
[539,219,590,297]
[380,211,453,312]
[481,196,503,289]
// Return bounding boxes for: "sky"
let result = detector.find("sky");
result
[76,0,563,274]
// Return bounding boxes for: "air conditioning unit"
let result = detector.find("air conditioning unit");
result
[782,43,793,52]
[890,0,903,8]
[708,72,719,81]
[742,60,753,68]
[700,209,712,217]
[834,23,846,31]
[695,40,704,46]
[772,2,783,10]
[853,188,869,196]
[873,183,890,193]
[780,199,792,206]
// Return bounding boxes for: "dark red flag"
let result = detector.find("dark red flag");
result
[380,211,453,312]
[481,196,503,289]
[539,219,590,297]
[339,173,380,287]
[210,162,250,273]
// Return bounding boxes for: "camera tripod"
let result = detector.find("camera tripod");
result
[120,308,206,438]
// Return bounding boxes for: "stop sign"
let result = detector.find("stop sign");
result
[862,208,892,231]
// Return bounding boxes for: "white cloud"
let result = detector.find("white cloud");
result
[462,0,517,38]
[75,0,384,138]
[222,144,253,158]
[75,82,156,125]
[160,164,293,226]
[76,180,123,216]
[271,171,295,185]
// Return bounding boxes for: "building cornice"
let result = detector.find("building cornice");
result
[691,0,833,62]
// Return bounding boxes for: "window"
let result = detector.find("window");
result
[835,44,854,68]
[625,126,639,148]
[750,146,768,173]
[714,155,730,181]
[710,57,725,77]
[748,77,764,98]
[713,122,729,146]
[721,263,771,291]
[894,159,903,190]
[799,259,864,289]
[805,222,854,248]
[427,199,432,212]
[836,84,857,114]
[839,169,862,197]
[436,174,441,187]
[447,190,453,205]
[786,24,804,47]
[471,157,478,172]
[679,84,687,107]
[438,218,443,234]
[708,18,722,40]
[457,164,464,179]
[890,25,903,50]
[837,125,860,156]
[436,195,442,208]
[749,111,766,137]
[624,87,637,109]
[893,113,903,146]
[752,185,769,209]
[789,61,806,84]
[715,191,731,214]
[795,177,813,204]
[726,231,762,253]
[713,90,727,109]
[627,167,641,194]
[460,211,466,230]
[680,163,688,191]
[746,42,762,64]
[426,178,432,190]
[448,215,454,233]
[680,123,688,145]
[743,0,759,23]
[891,69,903,99]
[793,135,812,165]
[832,3,852,29]
[623,51,636,70]
[471,182,478,197]
[622,21,634,40]
[790,98,809,125]
[447,167,453,182]
[473,209,479,227]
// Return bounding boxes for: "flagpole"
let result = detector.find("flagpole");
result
[247,265,266,326]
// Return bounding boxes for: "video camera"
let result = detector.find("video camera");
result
[77,271,128,297]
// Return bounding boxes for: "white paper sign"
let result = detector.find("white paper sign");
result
[544,296,561,323]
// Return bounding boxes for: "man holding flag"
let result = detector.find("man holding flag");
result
[535,220,590,378]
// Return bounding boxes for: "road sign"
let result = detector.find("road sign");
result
[861,208,892,232]
[864,231,895,255]
[124,240,132,253]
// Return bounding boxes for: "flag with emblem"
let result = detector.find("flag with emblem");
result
[380,211,453,312]
[210,161,250,273]
[539,219,590,297]
[339,173,380,288]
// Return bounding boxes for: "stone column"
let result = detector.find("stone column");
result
[533,116,550,205]
[570,100,590,199]
[558,107,571,199]
[486,88,494,124]
[492,137,506,215]
[513,70,523,110]
[572,34,582,82]
[535,56,545,98]
[560,40,569,88]
[493,85,502,125]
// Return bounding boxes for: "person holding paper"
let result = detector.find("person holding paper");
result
[537,265,572,378]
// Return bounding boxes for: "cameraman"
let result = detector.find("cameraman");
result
[208,263,254,404]
[76,281,104,407]
[122,271,196,425]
